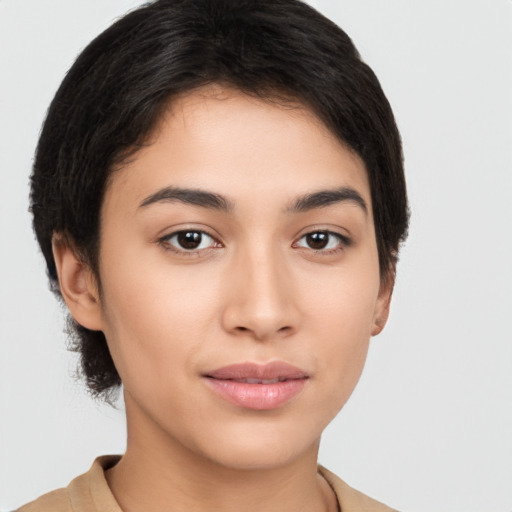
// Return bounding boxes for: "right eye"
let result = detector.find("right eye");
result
[160,230,219,252]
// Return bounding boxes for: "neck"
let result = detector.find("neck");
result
[106,397,337,512]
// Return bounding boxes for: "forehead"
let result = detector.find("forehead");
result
[105,86,371,214]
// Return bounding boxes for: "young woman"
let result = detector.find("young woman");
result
[18,0,408,510]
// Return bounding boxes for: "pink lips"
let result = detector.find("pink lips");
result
[204,362,308,410]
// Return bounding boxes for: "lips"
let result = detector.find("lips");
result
[203,362,309,410]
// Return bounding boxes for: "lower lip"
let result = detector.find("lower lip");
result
[205,378,307,410]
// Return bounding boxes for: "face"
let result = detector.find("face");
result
[76,88,391,469]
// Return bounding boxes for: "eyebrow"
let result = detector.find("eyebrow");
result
[288,187,368,214]
[139,185,367,215]
[139,186,234,212]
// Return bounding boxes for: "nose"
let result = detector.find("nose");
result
[221,247,300,341]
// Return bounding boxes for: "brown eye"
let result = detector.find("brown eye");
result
[295,230,349,252]
[164,230,217,251]
[305,232,330,250]
[177,231,203,249]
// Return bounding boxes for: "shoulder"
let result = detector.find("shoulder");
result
[318,465,399,512]
[15,455,122,512]
[16,488,71,512]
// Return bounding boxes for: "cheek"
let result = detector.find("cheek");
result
[98,256,222,388]
[300,254,380,342]
[298,262,379,404]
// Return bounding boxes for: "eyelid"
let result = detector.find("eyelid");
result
[293,224,352,243]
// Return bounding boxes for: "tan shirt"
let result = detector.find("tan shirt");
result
[17,455,397,512]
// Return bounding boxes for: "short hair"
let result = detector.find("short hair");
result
[30,0,409,401]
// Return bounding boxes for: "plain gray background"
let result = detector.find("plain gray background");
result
[1,1,511,510]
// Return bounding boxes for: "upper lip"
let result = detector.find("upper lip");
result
[205,361,309,381]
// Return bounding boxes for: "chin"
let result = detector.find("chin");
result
[204,444,303,471]
[190,422,320,471]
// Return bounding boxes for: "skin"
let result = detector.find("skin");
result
[53,87,392,512]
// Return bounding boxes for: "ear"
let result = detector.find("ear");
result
[371,270,395,336]
[52,234,103,331]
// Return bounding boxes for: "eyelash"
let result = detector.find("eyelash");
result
[158,229,351,257]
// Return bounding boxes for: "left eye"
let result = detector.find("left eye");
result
[164,230,217,251]
[295,231,346,251]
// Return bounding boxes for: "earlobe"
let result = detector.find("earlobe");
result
[52,234,103,331]
[371,272,395,336]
